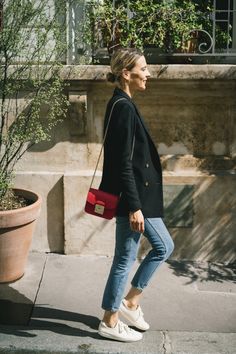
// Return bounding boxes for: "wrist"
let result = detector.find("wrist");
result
[129,209,140,215]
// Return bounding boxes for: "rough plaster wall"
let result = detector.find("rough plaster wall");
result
[137,80,235,160]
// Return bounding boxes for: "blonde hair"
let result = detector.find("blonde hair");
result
[107,47,143,84]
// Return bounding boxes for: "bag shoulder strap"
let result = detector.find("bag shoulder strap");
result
[89,98,126,189]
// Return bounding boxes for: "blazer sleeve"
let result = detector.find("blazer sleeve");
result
[114,103,142,212]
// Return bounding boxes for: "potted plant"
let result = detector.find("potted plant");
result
[0,0,69,282]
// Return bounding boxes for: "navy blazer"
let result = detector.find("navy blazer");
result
[99,87,164,218]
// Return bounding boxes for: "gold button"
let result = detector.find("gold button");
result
[145,163,149,168]
[145,181,149,187]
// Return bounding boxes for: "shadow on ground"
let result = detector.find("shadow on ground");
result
[167,260,236,285]
[0,285,100,339]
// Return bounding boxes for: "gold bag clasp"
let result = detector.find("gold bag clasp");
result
[94,204,105,215]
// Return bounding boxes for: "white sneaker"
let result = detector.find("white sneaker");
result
[98,319,143,342]
[119,299,150,331]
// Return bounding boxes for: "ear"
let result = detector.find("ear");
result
[121,68,130,81]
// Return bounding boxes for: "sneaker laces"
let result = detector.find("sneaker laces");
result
[137,306,144,319]
[118,320,132,334]
[137,306,148,325]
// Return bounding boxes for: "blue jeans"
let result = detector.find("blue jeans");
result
[102,217,174,312]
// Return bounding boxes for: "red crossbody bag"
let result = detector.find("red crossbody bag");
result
[84,98,135,219]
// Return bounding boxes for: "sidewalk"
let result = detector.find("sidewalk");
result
[0,253,235,354]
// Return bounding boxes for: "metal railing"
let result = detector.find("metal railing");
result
[173,0,236,57]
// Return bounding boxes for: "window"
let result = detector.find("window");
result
[213,0,236,54]
[0,1,3,31]
[67,0,90,64]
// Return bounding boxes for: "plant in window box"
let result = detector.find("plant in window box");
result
[85,0,232,64]
[0,0,69,283]
[85,0,212,63]
[84,0,128,62]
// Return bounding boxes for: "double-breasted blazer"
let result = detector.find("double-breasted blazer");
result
[99,87,164,218]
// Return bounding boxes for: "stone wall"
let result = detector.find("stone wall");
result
[14,65,236,262]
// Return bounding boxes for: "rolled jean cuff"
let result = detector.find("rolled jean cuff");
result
[101,305,119,313]
[130,283,144,291]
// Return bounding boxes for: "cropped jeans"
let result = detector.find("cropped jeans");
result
[102,217,174,312]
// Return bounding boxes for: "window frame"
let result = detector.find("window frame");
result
[0,1,3,31]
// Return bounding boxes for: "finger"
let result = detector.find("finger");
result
[139,223,143,233]
[131,222,139,233]
[130,221,136,232]
[141,223,145,233]
[140,221,145,233]
[135,222,142,233]
[133,220,138,232]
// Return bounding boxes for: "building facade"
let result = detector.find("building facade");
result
[1,1,236,261]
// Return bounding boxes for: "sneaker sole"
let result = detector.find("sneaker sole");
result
[119,309,150,331]
[98,330,142,342]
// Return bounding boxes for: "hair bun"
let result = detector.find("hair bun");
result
[106,72,116,83]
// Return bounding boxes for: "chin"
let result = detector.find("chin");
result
[138,85,146,91]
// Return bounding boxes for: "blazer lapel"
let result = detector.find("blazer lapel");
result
[131,102,153,140]
[113,87,154,142]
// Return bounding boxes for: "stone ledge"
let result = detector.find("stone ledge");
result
[61,64,236,81]
[16,169,236,177]
[9,64,236,81]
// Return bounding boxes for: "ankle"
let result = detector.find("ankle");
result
[124,298,138,310]
[102,311,118,328]
[103,319,118,328]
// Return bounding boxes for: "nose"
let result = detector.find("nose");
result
[146,69,151,78]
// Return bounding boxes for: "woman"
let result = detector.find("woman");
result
[98,47,174,342]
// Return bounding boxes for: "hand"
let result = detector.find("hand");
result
[129,209,145,233]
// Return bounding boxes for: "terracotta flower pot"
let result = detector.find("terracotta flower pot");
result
[0,189,42,283]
